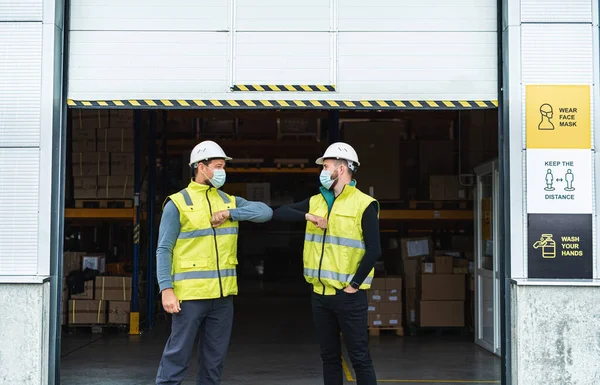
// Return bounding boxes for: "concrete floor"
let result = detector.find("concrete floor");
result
[60,282,500,384]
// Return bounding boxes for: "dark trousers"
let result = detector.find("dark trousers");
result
[156,296,234,385]
[311,290,377,385]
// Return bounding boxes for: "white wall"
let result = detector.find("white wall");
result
[68,0,498,101]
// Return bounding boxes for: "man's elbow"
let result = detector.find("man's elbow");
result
[255,204,273,223]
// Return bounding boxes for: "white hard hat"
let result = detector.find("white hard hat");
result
[316,142,360,170]
[189,140,232,166]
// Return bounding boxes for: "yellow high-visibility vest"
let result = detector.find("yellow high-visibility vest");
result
[303,184,378,295]
[168,181,239,300]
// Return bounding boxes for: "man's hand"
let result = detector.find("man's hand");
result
[343,285,359,294]
[306,213,327,230]
[211,210,231,227]
[162,288,181,314]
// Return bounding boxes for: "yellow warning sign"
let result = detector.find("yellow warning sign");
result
[526,85,591,149]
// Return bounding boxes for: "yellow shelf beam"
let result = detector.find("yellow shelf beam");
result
[380,210,473,221]
[228,167,318,174]
[64,208,135,220]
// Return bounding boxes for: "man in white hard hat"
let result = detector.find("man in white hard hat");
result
[155,140,273,385]
[273,142,380,385]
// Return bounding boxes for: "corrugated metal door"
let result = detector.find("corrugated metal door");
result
[67,0,498,107]
[0,4,43,275]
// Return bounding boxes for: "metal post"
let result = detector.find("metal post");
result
[162,111,168,199]
[147,111,157,329]
[130,110,142,335]
[498,0,511,382]
[328,110,340,142]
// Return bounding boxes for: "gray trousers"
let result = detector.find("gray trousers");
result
[156,296,234,385]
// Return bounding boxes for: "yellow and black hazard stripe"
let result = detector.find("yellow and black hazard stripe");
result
[67,99,498,110]
[232,85,336,92]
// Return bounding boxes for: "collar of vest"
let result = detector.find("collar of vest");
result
[187,180,213,193]
[319,180,358,211]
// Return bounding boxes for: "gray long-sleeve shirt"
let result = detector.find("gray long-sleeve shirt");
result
[156,196,273,292]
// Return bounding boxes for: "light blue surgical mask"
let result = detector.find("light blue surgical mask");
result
[319,170,337,190]
[208,168,226,189]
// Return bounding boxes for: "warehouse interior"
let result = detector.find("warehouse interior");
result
[60,107,501,384]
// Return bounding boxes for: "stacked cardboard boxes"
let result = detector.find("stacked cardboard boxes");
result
[401,237,470,327]
[367,277,403,328]
[429,175,469,201]
[62,252,132,326]
[68,277,132,326]
[71,110,134,201]
[401,237,432,324]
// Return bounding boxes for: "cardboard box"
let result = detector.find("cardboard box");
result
[370,278,386,290]
[454,267,469,274]
[74,110,109,130]
[368,303,379,313]
[368,313,384,327]
[379,301,402,314]
[107,262,130,276]
[429,175,467,201]
[401,237,432,259]
[97,176,133,199]
[110,153,134,176]
[420,274,466,301]
[82,255,106,273]
[453,258,469,267]
[72,139,97,153]
[385,277,402,294]
[429,175,447,201]
[63,252,85,276]
[421,262,435,274]
[386,291,401,302]
[402,259,419,289]
[435,256,454,275]
[69,300,107,324]
[369,290,385,302]
[108,301,131,324]
[73,187,98,199]
[95,276,132,301]
[72,152,110,176]
[109,110,134,127]
[98,128,134,152]
[71,280,94,300]
[386,313,402,327]
[419,301,465,327]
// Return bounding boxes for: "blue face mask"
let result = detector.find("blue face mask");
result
[208,168,226,189]
[319,170,337,190]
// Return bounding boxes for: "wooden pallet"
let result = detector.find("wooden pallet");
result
[74,199,133,208]
[408,200,470,210]
[368,327,404,337]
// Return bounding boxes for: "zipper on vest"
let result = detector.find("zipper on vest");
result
[317,197,336,296]
[206,188,224,298]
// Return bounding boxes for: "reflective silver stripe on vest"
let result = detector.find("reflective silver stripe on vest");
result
[172,268,237,282]
[179,189,193,206]
[305,233,365,250]
[217,190,231,204]
[303,268,373,285]
[179,227,239,239]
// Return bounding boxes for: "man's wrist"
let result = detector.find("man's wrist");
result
[350,281,360,290]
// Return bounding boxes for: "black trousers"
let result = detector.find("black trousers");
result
[311,290,377,385]
[156,297,234,385]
